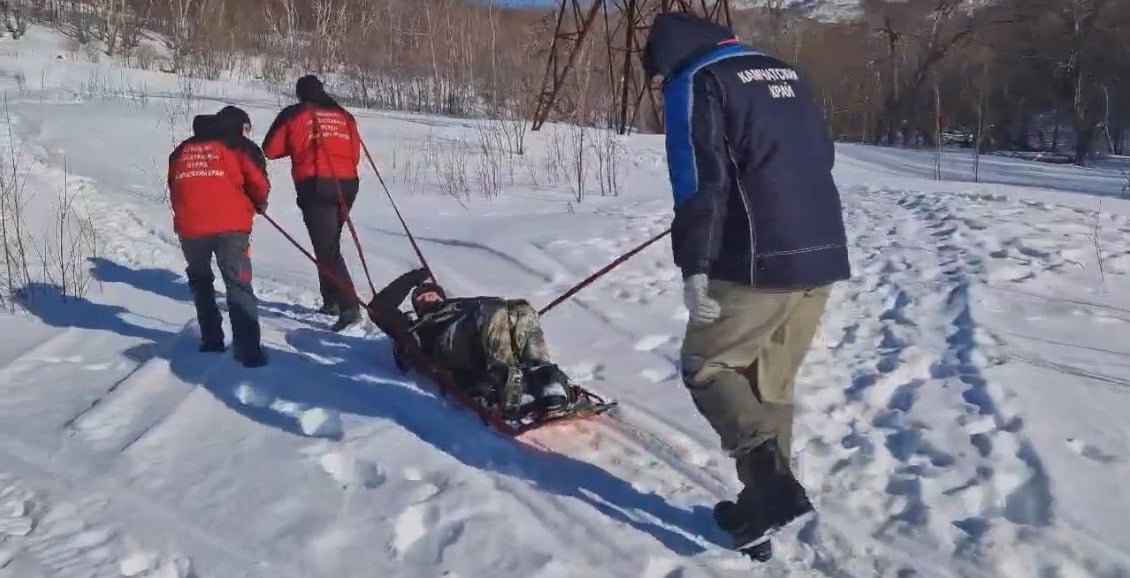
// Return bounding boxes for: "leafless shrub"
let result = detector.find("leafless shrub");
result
[177,75,201,112]
[3,1,29,40]
[543,125,567,187]
[475,147,503,200]
[1092,195,1106,287]
[35,159,99,301]
[522,154,540,190]
[83,43,101,63]
[933,82,943,181]
[567,122,588,203]
[156,95,191,149]
[92,0,149,56]
[132,44,159,70]
[0,95,100,306]
[70,1,95,45]
[499,117,527,158]
[473,119,514,198]
[164,0,231,76]
[0,121,32,309]
[258,53,289,85]
[438,151,470,204]
[63,36,82,59]
[132,157,171,204]
[185,48,229,80]
[388,140,424,194]
[593,127,624,197]
[424,133,470,205]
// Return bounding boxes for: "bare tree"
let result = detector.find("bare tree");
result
[3,0,29,39]
[1035,0,1118,165]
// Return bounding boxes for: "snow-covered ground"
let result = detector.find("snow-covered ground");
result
[1,25,1129,578]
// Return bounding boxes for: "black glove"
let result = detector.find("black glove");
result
[254,202,267,214]
[412,267,433,284]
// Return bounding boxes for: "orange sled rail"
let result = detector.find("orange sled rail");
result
[406,352,618,437]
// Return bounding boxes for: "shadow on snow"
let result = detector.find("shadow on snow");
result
[19,257,729,557]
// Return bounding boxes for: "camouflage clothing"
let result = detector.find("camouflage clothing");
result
[415,297,552,378]
[370,269,561,396]
[484,300,551,366]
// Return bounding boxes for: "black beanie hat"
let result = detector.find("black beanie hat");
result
[191,114,216,137]
[296,75,325,102]
[217,105,250,128]
[412,282,446,303]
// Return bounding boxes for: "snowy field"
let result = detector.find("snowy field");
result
[1,25,1130,578]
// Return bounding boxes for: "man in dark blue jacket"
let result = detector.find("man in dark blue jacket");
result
[643,12,851,557]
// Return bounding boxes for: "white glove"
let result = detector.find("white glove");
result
[683,273,721,324]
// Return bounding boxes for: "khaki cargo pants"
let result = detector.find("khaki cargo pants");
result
[680,280,832,480]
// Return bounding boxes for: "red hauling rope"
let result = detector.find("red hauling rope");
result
[537,228,672,316]
[257,210,518,434]
[359,138,435,282]
[308,105,379,298]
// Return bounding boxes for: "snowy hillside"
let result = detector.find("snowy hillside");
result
[749,0,862,21]
[1,24,1130,578]
[492,0,863,22]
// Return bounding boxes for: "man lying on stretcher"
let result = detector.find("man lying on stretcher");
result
[368,267,574,418]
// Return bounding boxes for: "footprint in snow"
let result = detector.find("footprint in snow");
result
[119,551,160,576]
[318,452,386,489]
[0,493,33,538]
[643,556,687,578]
[233,382,343,438]
[299,408,343,439]
[566,362,607,383]
[120,555,194,578]
[634,334,671,352]
[1067,438,1117,464]
[391,502,430,559]
[640,368,677,384]
[234,382,273,408]
[987,265,1036,284]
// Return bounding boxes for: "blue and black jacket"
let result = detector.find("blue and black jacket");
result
[645,13,851,289]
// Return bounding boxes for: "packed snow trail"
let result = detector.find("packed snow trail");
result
[2,24,1130,578]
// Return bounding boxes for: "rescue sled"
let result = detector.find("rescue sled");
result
[358,297,615,438]
[404,347,618,437]
[500,385,618,434]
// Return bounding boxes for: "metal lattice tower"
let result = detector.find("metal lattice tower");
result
[530,0,733,135]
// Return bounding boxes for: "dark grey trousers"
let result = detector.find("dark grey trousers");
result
[179,232,261,355]
[296,178,360,310]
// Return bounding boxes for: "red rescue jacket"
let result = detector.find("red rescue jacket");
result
[168,116,271,239]
[262,103,361,183]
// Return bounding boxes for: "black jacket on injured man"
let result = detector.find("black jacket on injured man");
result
[368,268,573,416]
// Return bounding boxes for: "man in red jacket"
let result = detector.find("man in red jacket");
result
[169,108,271,367]
[262,75,363,332]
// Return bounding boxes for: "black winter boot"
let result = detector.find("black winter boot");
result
[199,340,226,353]
[525,363,573,412]
[330,306,361,332]
[235,347,268,368]
[715,440,814,554]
